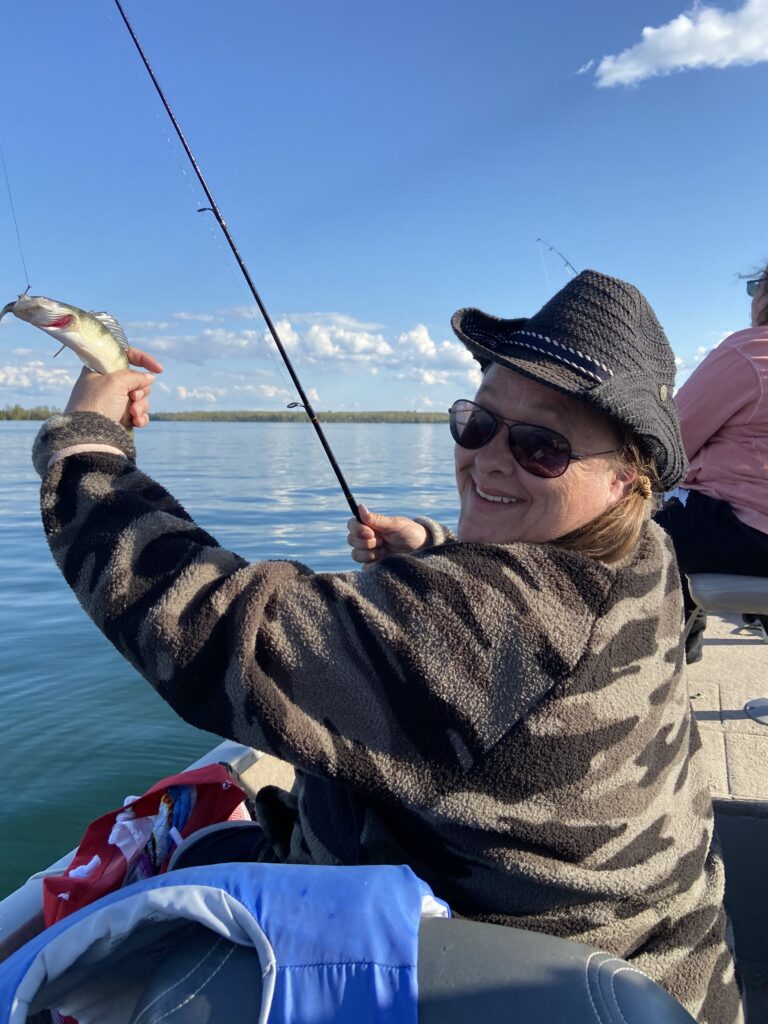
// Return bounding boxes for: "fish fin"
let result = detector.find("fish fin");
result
[52,344,66,358]
[89,312,129,350]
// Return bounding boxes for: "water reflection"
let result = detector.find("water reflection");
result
[0,420,459,895]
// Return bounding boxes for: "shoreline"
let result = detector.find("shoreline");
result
[1,409,449,424]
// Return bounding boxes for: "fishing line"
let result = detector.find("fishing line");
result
[112,0,361,520]
[0,144,31,292]
[536,240,552,296]
[105,9,297,404]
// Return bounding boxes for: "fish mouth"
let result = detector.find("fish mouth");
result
[0,300,16,321]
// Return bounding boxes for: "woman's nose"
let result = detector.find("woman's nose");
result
[474,426,516,473]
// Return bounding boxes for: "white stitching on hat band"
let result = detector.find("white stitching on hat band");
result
[512,331,614,378]
[472,328,612,385]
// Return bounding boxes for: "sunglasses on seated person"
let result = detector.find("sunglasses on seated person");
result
[747,279,765,297]
[449,399,618,479]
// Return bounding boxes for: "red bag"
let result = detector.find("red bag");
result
[43,763,248,926]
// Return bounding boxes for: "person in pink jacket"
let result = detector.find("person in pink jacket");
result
[655,265,768,662]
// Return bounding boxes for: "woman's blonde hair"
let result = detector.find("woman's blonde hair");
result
[551,431,660,564]
[752,262,768,327]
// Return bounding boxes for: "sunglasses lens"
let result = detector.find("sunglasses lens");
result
[450,402,573,477]
[748,280,760,297]
[449,401,496,448]
[508,425,571,477]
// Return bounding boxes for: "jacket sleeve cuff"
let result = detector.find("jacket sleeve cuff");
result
[32,413,136,478]
[414,516,457,548]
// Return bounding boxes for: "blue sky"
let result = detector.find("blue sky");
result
[0,0,765,412]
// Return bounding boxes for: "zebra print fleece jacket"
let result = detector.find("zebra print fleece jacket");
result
[33,413,742,1023]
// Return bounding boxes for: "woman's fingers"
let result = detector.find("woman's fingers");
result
[126,347,164,374]
[347,505,427,568]
[347,509,384,565]
[129,401,150,428]
[127,382,157,429]
[351,547,379,565]
[62,349,163,428]
[125,356,161,428]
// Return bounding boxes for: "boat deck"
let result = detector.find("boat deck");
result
[689,613,768,800]
[687,613,768,1023]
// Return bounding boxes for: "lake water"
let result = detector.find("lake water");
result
[0,419,458,898]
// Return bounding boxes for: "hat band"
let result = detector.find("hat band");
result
[503,330,614,385]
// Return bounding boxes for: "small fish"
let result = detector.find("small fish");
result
[0,293,129,374]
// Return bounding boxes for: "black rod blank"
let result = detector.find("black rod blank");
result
[113,0,360,520]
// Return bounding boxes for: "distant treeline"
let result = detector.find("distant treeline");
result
[152,410,449,423]
[1,405,60,420]
[1,406,448,424]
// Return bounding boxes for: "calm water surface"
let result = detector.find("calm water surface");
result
[0,420,457,897]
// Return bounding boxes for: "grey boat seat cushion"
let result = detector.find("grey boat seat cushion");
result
[124,918,694,1023]
[687,573,768,616]
[417,917,695,1024]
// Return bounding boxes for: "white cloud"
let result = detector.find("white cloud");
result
[288,312,385,331]
[675,331,732,372]
[172,311,216,323]
[131,328,265,365]
[270,318,300,350]
[265,314,393,364]
[258,384,287,399]
[175,385,228,403]
[594,0,768,87]
[417,394,442,409]
[1,300,484,409]
[0,359,76,392]
[395,324,483,389]
[216,369,273,382]
[304,322,393,361]
[416,369,452,387]
[576,59,595,75]
[399,324,436,358]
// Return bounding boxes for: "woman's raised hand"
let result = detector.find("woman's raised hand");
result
[64,347,164,429]
[347,504,428,569]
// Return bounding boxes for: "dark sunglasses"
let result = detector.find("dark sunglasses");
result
[747,279,764,298]
[449,399,617,479]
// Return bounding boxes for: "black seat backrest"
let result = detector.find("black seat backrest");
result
[418,918,696,1024]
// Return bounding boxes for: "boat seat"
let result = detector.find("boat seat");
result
[687,574,768,617]
[417,917,695,1023]
[130,918,697,1023]
[22,917,696,1023]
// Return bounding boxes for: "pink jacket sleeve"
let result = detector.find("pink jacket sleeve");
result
[675,343,760,460]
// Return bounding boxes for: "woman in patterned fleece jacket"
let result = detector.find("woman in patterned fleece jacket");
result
[32,271,742,1022]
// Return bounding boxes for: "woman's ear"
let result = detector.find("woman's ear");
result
[609,464,637,503]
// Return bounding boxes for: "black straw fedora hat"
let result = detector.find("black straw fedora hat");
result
[451,270,686,491]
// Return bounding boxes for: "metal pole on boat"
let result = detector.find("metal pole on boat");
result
[113,0,361,521]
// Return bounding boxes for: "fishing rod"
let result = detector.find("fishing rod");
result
[536,238,579,278]
[113,0,361,521]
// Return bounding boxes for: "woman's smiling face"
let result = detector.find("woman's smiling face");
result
[455,364,632,545]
